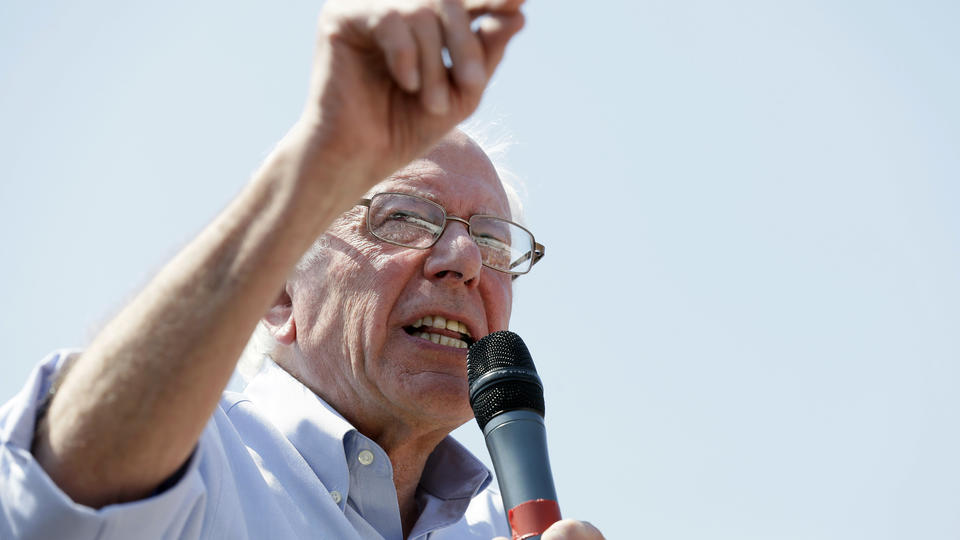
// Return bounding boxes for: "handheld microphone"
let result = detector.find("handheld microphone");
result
[467,331,560,540]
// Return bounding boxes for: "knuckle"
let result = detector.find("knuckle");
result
[439,0,464,11]
[408,5,437,25]
[372,10,404,33]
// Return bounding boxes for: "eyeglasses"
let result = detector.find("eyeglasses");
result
[358,192,545,276]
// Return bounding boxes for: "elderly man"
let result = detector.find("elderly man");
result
[0,0,603,538]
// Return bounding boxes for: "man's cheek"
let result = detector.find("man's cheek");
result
[487,280,513,330]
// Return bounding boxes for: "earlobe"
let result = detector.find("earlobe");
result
[263,287,296,345]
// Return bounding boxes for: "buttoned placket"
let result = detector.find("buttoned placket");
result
[344,432,404,540]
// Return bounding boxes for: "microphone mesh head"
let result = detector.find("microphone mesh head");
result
[467,330,545,430]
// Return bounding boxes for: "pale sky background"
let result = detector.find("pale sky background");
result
[2,1,959,538]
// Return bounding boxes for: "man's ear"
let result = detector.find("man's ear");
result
[263,286,296,345]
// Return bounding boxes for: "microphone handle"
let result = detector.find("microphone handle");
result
[483,410,561,539]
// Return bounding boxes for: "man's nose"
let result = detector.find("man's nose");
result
[423,218,483,286]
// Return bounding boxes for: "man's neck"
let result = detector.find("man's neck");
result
[289,368,461,536]
[376,431,448,538]
[394,462,423,538]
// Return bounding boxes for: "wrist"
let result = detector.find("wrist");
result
[272,118,385,202]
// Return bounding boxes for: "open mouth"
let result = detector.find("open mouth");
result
[403,315,475,349]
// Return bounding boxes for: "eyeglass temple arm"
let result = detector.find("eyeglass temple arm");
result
[508,242,546,270]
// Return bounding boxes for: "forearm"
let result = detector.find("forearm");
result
[30,0,525,507]
[32,135,367,507]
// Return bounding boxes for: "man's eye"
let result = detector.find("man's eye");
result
[475,235,510,251]
[388,211,423,223]
[386,210,420,221]
[386,212,440,232]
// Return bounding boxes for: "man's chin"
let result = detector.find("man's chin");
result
[399,376,472,424]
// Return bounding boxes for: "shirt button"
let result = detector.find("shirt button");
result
[330,491,342,504]
[357,449,375,466]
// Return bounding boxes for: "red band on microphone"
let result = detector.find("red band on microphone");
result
[508,499,561,540]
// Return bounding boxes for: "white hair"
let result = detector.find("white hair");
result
[236,321,279,382]
[458,119,527,226]
[236,124,526,383]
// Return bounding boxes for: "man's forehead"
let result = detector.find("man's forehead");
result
[370,155,509,217]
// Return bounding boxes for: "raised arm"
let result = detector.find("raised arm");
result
[31,0,524,507]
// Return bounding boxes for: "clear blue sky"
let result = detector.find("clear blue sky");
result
[2,1,959,538]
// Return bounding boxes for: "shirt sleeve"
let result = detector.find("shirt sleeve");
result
[0,351,211,540]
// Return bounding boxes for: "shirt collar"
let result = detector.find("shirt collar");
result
[240,357,493,519]
[241,358,355,495]
[421,436,492,500]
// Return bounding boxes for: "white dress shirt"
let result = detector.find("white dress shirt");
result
[0,351,509,539]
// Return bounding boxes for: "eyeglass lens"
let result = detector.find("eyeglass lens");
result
[366,193,535,274]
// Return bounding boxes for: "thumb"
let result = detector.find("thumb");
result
[542,519,605,539]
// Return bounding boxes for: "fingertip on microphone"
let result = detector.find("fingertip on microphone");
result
[542,519,605,540]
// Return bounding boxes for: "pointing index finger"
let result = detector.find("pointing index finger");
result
[439,0,487,88]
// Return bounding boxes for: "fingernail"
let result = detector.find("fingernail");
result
[461,60,486,85]
[427,87,449,114]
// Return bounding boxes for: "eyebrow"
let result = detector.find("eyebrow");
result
[375,186,503,218]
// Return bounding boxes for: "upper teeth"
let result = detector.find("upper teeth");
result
[410,316,472,349]
[411,316,471,336]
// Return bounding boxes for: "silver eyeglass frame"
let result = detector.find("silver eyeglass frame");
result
[357,192,545,277]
